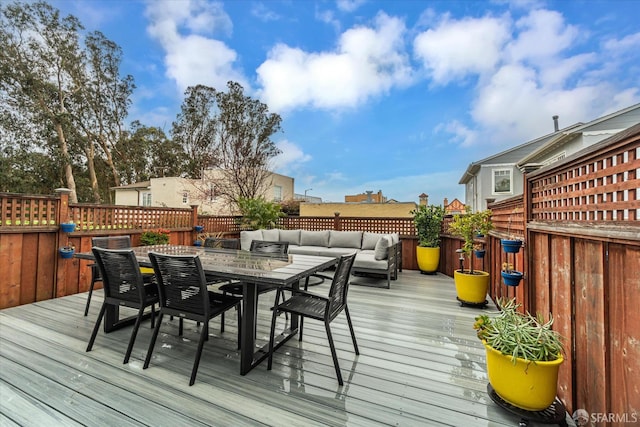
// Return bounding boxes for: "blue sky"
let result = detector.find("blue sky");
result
[50,0,640,205]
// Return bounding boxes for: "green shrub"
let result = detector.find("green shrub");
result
[237,197,284,230]
[140,228,170,246]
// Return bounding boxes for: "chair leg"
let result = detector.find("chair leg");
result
[267,290,281,370]
[86,303,107,352]
[123,306,145,364]
[179,318,183,336]
[220,291,227,333]
[189,323,209,386]
[299,316,304,341]
[143,312,164,369]
[84,270,99,316]
[344,306,359,354]
[324,322,344,386]
[236,303,242,350]
[150,305,155,329]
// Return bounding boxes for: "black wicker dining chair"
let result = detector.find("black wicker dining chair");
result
[267,252,359,385]
[144,252,242,386]
[217,240,290,332]
[84,236,133,316]
[86,247,158,364]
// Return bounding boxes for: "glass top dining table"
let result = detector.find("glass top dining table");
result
[76,245,338,375]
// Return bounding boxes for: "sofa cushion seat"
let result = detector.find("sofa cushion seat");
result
[353,251,389,270]
[288,245,356,258]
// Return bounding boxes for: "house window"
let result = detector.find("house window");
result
[142,192,152,206]
[208,184,216,202]
[493,169,512,194]
[182,191,189,204]
[273,185,282,202]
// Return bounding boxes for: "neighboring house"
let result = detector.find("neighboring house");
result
[444,198,465,215]
[345,190,387,203]
[113,170,294,215]
[460,103,640,212]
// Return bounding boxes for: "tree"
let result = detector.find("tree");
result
[172,81,282,207]
[171,85,219,179]
[1,1,135,203]
[117,121,187,186]
[1,1,84,201]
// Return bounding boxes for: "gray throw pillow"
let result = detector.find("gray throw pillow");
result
[362,232,385,250]
[374,235,391,260]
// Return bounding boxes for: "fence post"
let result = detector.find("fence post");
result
[54,188,72,298]
[191,204,199,227]
[334,212,341,231]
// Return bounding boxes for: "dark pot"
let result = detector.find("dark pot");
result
[194,225,204,232]
[501,239,523,253]
[501,270,523,286]
[474,249,486,259]
[193,240,203,247]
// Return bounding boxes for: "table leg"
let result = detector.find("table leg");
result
[240,282,258,375]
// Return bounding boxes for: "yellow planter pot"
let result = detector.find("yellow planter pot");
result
[416,246,440,273]
[453,270,489,304]
[483,341,563,411]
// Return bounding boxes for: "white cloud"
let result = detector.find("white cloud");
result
[506,9,580,64]
[336,0,367,13]
[413,14,511,85]
[256,12,412,111]
[145,0,247,93]
[271,140,312,174]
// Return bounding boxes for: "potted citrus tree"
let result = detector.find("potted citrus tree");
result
[448,208,493,306]
[411,204,446,274]
[474,298,565,411]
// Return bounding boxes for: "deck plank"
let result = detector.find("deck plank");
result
[0,271,574,426]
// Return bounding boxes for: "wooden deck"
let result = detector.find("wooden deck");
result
[1,271,574,426]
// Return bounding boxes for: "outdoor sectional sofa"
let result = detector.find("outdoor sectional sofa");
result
[239,229,400,288]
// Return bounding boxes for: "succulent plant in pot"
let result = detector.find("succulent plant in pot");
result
[474,298,565,411]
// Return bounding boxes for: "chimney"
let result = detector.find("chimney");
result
[419,193,428,206]
[366,190,373,203]
[553,115,559,132]
[444,197,449,207]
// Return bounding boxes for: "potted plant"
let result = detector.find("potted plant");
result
[60,221,76,233]
[501,262,523,286]
[448,208,493,306]
[411,204,446,274]
[474,298,565,411]
[59,242,75,259]
[474,244,486,259]
[194,225,204,233]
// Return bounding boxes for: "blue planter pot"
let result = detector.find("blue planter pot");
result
[60,223,76,233]
[193,240,202,247]
[501,239,523,253]
[501,271,523,286]
[59,248,75,259]
[474,249,486,259]
[194,225,204,232]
